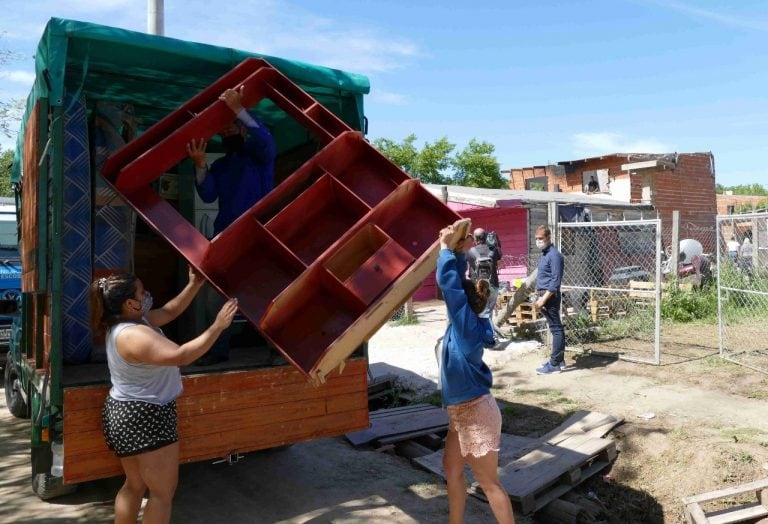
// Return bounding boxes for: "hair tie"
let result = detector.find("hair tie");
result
[98,277,107,291]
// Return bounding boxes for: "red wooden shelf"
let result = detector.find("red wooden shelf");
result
[100,58,463,380]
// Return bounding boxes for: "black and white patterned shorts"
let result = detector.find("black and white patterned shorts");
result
[102,396,179,457]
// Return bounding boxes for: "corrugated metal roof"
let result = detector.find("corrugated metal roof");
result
[506,151,710,171]
[422,184,653,210]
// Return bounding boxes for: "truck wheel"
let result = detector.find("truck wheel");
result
[32,473,76,500]
[4,361,29,418]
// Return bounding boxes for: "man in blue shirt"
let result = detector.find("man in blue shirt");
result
[186,87,276,365]
[533,225,566,374]
[187,87,276,236]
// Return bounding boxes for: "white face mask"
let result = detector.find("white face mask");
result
[536,239,548,250]
[141,292,153,314]
[134,291,153,315]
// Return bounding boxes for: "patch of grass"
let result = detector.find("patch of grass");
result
[661,286,718,323]
[510,387,580,407]
[718,427,762,443]
[503,405,519,416]
[740,452,754,463]
[417,391,442,407]
[746,390,768,400]
[670,427,690,440]
[702,355,741,368]
[513,387,560,398]
[561,407,580,419]
[390,315,420,326]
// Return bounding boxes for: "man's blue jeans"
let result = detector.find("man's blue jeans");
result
[540,291,565,366]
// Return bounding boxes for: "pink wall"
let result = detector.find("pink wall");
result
[413,205,529,301]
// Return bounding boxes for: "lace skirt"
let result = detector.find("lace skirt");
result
[446,394,501,458]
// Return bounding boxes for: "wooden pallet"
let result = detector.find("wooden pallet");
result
[479,434,617,514]
[515,302,541,323]
[682,478,768,524]
[497,291,515,308]
[413,410,622,515]
[345,404,448,447]
[589,291,631,322]
[500,305,543,326]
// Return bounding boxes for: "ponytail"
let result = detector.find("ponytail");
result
[461,278,489,315]
[475,279,491,308]
[89,274,138,335]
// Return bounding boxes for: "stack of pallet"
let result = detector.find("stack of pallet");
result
[496,293,542,331]
[414,410,622,516]
[588,290,630,322]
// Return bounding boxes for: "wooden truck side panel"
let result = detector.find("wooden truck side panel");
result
[62,359,368,484]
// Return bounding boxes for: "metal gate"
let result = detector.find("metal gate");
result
[716,212,768,374]
[559,219,662,364]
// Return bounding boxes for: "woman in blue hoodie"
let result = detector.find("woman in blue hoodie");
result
[437,225,515,524]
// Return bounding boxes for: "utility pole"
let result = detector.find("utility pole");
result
[147,0,164,36]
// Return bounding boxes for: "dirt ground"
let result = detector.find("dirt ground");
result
[2,299,767,523]
[0,387,497,524]
[368,300,768,524]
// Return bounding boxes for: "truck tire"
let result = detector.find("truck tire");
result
[4,360,29,418]
[32,473,76,500]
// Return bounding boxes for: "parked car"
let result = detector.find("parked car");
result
[608,265,651,286]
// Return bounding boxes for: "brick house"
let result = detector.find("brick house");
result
[716,195,767,260]
[505,152,717,250]
[717,194,768,215]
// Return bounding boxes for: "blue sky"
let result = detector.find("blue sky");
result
[1,0,766,186]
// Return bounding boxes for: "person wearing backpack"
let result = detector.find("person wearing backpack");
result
[466,228,502,320]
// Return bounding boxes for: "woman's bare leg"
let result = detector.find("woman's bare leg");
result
[444,428,468,524]
[466,450,515,524]
[135,442,179,524]
[116,456,147,524]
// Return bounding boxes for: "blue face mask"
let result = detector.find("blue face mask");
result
[139,291,153,315]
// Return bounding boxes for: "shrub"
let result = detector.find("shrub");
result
[661,286,717,322]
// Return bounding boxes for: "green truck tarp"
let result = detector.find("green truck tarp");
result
[13,17,371,181]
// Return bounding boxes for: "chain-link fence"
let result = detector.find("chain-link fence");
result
[656,221,720,363]
[717,212,768,373]
[559,220,662,364]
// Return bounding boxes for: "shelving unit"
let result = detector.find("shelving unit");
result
[101,58,462,380]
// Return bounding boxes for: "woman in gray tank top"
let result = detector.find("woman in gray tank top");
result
[90,268,237,524]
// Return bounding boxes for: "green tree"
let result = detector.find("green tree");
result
[716,183,768,196]
[374,135,504,188]
[452,139,505,189]
[0,36,24,139]
[373,135,455,184]
[372,134,418,175]
[0,98,23,139]
[736,198,768,214]
[414,137,455,184]
[0,149,15,197]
